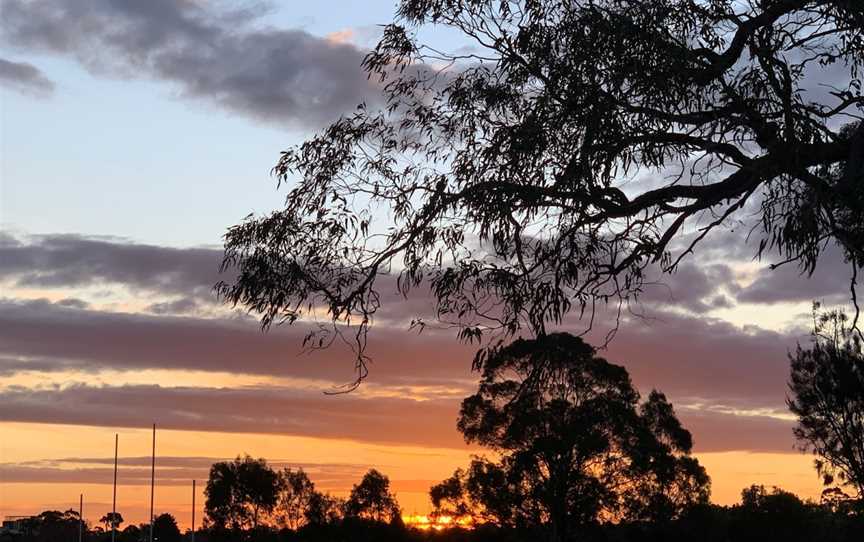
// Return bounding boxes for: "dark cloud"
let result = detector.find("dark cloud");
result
[0,297,477,386]
[2,456,371,488]
[0,57,54,95]
[146,297,199,315]
[0,381,797,453]
[737,244,853,305]
[679,409,797,454]
[605,309,803,411]
[0,0,382,128]
[639,262,739,314]
[0,233,223,301]
[56,297,90,309]
[0,383,466,449]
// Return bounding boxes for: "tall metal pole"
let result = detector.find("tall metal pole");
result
[191,480,196,542]
[111,434,118,542]
[149,423,156,542]
[78,493,83,542]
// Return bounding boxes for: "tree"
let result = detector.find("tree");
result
[430,457,544,530]
[219,0,864,381]
[26,510,82,542]
[788,307,864,498]
[450,333,709,542]
[344,469,402,523]
[275,468,316,531]
[204,455,281,531]
[152,514,181,542]
[99,512,123,532]
[731,485,817,542]
[304,491,344,527]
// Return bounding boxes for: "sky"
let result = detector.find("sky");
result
[0,0,854,530]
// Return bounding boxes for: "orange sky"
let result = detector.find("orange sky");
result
[1,421,825,529]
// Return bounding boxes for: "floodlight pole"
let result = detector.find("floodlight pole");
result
[78,493,83,542]
[191,480,196,542]
[149,423,156,542]
[111,434,118,542]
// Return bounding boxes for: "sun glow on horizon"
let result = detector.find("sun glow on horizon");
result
[403,514,474,531]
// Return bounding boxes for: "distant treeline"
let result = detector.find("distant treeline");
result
[5,484,864,542]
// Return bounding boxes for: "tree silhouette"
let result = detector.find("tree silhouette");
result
[275,468,316,531]
[304,491,344,527]
[152,514,181,542]
[98,512,123,532]
[26,510,83,542]
[204,455,281,531]
[219,0,864,381]
[443,333,709,541]
[344,469,402,524]
[430,456,543,530]
[788,307,864,499]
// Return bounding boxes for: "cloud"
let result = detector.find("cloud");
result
[1,456,371,489]
[0,231,823,454]
[639,262,739,314]
[0,297,477,386]
[0,233,223,301]
[0,383,465,449]
[0,0,382,128]
[0,57,54,96]
[737,244,853,305]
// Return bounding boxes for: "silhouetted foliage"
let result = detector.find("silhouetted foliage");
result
[152,514,181,542]
[275,468,316,531]
[98,513,123,532]
[205,455,281,531]
[18,510,82,542]
[220,0,864,383]
[11,480,864,542]
[788,307,864,499]
[344,469,402,524]
[303,491,344,527]
[441,333,709,541]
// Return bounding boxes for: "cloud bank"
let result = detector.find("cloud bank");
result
[0,0,382,127]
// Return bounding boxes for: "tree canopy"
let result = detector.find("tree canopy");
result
[219,0,864,381]
[275,468,317,531]
[434,333,709,541]
[151,514,181,542]
[204,455,281,531]
[788,307,864,499]
[344,469,402,524]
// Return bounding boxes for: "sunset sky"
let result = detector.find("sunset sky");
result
[0,0,852,530]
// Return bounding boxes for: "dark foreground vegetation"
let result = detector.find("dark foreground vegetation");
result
[7,488,864,542]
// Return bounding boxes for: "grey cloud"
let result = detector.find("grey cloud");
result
[679,409,797,454]
[0,381,799,453]
[0,297,806,434]
[0,233,223,301]
[0,57,54,95]
[146,297,199,315]
[639,262,740,314]
[56,297,90,309]
[0,0,382,128]
[738,244,853,305]
[0,383,466,449]
[600,308,806,412]
[0,297,477,385]
[2,456,371,488]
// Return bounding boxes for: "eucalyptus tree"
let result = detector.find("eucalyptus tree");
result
[204,455,281,531]
[788,308,864,499]
[344,469,402,524]
[220,0,864,381]
[435,333,710,541]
